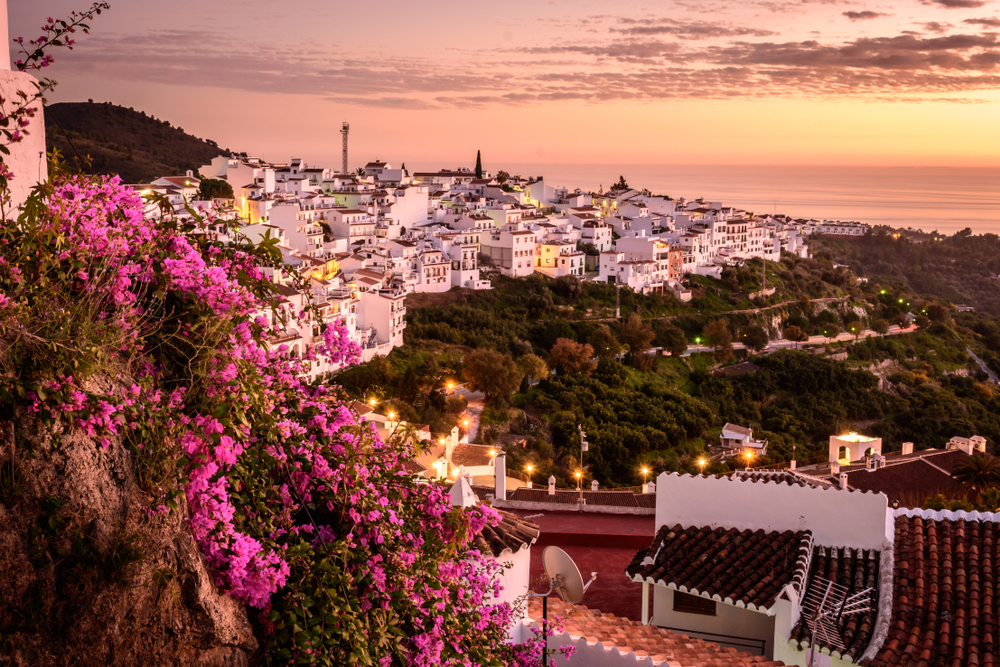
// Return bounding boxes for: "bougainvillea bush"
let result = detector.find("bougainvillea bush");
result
[0,170,560,666]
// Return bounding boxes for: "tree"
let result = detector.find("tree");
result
[475,150,483,179]
[950,453,1000,502]
[870,318,890,336]
[614,175,629,191]
[462,349,523,405]
[704,319,733,362]
[589,325,622,359]
[517,354,550,385]
[656,324,688,357]
[526,288,554,317]
[495,170,510,186]
[355,167,365,177]
[824,324,841,341]
[618,312,655,359]
[549,338,597,376]
[401,162,409,177]
[743,325,769,353]
[783,325,806,348]
[196,178,234,200]
[926,303,950,322]
[553,275,583,300]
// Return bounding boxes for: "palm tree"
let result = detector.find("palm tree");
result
[950,452,1000,502]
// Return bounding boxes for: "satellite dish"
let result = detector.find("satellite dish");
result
[542,546,595,604]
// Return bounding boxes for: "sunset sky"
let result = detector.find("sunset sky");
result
[10,0,1000,168]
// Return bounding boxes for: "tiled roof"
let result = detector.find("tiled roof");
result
[473,509,539,558]
[508,487,580,505]
[505,487,654,508]
[401,458,426,474]
[872,513,1000,667]
[450,443,495,467]
[730,470,835,490]
[790,546,880,661]
[626,524,813,612]
[722,423,753,438]
[527,597,786,667]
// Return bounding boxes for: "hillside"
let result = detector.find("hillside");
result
[44,102,229,183]
[812,227,1000,315]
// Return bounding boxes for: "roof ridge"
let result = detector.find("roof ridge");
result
[894,506,1000,523]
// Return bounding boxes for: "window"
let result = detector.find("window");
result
[673,592,716,616]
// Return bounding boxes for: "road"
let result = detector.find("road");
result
[678,323,919,356]
[967,347,1000,385]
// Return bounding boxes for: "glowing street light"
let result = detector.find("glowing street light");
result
[463,419,470,427]
[744,450,754,471]
[641,467,650,484]
[698,458,706,474]
[388,411,395,420]
[489,449,496,458]
[368,397,377,406]
[575,470,582,491]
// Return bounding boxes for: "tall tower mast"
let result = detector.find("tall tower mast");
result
[341,122,350,174]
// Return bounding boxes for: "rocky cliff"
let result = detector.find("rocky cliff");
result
[0,385,257,666]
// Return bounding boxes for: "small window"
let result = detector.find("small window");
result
[673,592,716,616]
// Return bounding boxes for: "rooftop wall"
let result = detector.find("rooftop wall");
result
[655,472,890,550]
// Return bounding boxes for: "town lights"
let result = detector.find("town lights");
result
[369,397,377,406]
[447,382,454,390]
[641,467,649,484]
[463,419,470,427]
[698,458,707,475]
[489,449,496,458]
[388,411,395,420]
[744,450,754,470]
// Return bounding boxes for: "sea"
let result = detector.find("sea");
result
[491,164,1000,236]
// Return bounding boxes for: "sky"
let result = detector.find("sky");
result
[9,0,1000,168]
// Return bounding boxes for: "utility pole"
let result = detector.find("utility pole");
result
[615,282,621,319]
[341,122,349,174]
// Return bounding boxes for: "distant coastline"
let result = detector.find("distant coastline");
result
[384,163,1000,235]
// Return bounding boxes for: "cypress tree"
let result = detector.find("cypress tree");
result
[475,150,483,179]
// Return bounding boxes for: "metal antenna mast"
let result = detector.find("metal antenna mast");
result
[801,576,874,667]
[341,122,350,174]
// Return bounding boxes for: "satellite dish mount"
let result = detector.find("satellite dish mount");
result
[531,546,598,667]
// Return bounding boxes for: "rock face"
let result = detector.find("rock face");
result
[0,412,257,666]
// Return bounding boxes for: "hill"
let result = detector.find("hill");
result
[44,101,229,183]
[812,227,1000,315]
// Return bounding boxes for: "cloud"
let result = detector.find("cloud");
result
[923,0,988,8]
[611,18,777,37]
[964,16,1000,26]
[50,25,1000,109]
[922,21,954,32]
[843,10,889,20]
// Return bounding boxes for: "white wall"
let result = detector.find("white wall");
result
[492,546,532,617]
[654,473,890,550]
[652,588,775,656]
[0,71,46,212]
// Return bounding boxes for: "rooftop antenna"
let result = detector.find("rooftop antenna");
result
[532,546,597,667]
[801,576,874,667]
[341,122,350,174]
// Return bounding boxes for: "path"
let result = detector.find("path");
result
[452,384,485,441]
[967,347,1000,385]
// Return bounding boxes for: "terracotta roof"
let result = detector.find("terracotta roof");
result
[790,546,881,661]
[507,487,580,505]
[527,597,786,667]
[473,508,539,558]
[873,513,1000,667]
[626,524,813,612]
[730,470,835,490]
[401,458,426,474]
[450,443,495,468]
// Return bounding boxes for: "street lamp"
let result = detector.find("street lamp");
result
[575,471,582,489]
[463,419,470,428]
[744,450,754,470]
[447,381,454,391]
[368,397,377,406]
[698,458,706,475]
[641,467,649,484]
[388,411,395,421]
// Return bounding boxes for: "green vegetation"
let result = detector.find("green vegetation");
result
[814,226,1000,315]
[45,102,229,182]
[349,244,1000,488]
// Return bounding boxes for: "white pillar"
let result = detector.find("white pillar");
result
[641,581,650,625]
[547,475,556,496]
[494,452,506,501]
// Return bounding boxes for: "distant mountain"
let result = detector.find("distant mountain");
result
[44,102,229,183]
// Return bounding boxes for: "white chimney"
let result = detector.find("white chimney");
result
[901,442,914,456]
[494,452,506,502]
[789,459,797,471]
[446,427,458,463]
[647,481,656,494]
[591,479,599,492]
[831,461,840,474]
[839,473,849,490]
[548,475,556,496]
